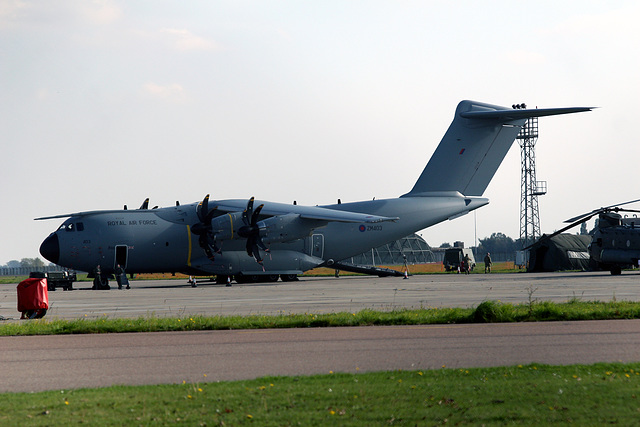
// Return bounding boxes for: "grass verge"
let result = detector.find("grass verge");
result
[2,299,640,336]
[1,363,638,425]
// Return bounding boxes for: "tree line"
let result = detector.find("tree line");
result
[1,258,47,269]
[440,232,522,254]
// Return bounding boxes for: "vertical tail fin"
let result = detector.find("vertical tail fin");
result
[402,100,592,197]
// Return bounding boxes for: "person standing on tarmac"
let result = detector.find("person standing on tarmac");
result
[484,252,492,273]
[93,265,104,290]
[115,264,124,289]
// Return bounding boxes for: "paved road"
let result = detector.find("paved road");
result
[2,320,640,393]
[1,272,640,392]
[1,271,639,320]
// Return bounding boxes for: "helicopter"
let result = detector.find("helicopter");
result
[528,199,640,275]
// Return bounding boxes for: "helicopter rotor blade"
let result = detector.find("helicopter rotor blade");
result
[522,215,595,250]
[565,198,640,223]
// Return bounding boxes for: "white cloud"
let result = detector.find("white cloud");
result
[161,28,221,51]
[142,82,187,102]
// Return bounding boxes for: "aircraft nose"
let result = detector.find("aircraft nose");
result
[40,233,60,264]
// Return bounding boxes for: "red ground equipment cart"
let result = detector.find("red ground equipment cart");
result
[17,278,49,319]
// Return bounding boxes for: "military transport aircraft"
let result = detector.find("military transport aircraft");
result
[37,100,591,286]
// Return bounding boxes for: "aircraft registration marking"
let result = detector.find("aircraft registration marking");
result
[359,225,383,232]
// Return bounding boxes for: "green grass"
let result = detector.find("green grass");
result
[3,299,640,336]
[1,363,638,425]
[3,300,640,424]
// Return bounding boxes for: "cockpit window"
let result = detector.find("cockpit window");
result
[58,222,83,232]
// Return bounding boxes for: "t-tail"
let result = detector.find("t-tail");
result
[402,100,592,198]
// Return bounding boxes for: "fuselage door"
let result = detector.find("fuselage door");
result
[115,245,128,269]
[311,234,324,259]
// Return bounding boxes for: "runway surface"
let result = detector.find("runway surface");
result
[2,271,639,320]
[1,272,640,392]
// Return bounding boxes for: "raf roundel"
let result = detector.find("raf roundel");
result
[359,225,366,232]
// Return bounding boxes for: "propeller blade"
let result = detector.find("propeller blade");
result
[206,233,222,255]
[192,194,224,260]
[252,204,264,226]
[204,207,217,223]
[242,197,255,226]
[197,194,210,222]
[249,241,264,263]
[256,237,269,252]
[198,234,216,261]
[202,194,210,218]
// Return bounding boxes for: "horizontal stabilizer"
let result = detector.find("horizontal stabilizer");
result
[460,106,593,121]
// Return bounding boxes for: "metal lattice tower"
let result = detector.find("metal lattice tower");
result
[517,115,546,248]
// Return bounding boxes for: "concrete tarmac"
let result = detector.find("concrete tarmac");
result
[2,271,640,393]
[1,271,640,320]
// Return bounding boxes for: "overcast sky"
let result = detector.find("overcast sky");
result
[1,0,639,264]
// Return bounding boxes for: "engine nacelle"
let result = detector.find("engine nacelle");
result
[258,214,326,244]
[209,212,244,240]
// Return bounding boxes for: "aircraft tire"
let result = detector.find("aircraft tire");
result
[610,266,622,275]
[267,274,279,282]
[280,274,298,282]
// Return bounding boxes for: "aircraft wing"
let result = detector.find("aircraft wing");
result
[35,201,398,225]
[298,210,398,223]
[35,210,135,220]
[214,201,398,224]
